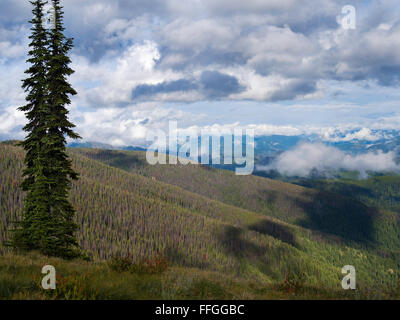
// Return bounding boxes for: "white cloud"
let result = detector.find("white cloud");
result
[329,128,382,142]
[162,18,237,52]
[260,142,400,177]
[69,103,205,146]
[0,106,25,137]
[0,41,25,59]
[2,0,400,145]
[71,41,182,107]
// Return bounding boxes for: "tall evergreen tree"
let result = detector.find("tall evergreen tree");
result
[11,0,52,251]
[11,0,81,259]
[43,0,81,259]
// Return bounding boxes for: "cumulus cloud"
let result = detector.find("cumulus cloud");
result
[326,128,383,142]
[3,0,400,106]
[0,106,25,140]
[73,41,178,107]
[2,0,400,145]
[132,79,198,101]
[131,70,245,102]
[260,142,400,178]
[68,103,206,146]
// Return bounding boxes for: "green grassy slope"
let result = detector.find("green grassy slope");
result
[3,251,380,300]
[0,143,399,297]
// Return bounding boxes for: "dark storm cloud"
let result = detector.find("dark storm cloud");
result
[131,71,244,101]
[132,79,198,100]
[200,71,245,99]
[269,80,317,101]
[376,65,400,86]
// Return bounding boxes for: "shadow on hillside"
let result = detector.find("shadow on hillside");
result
[219,226,267,258]
[258,189,280,212]
[219,222,298,258]
[296,179,375,200]
[86,150,148,171]
[218,225,298,279]
[248,219,298,248]
[296,190,379,244]
[164,246,210,270]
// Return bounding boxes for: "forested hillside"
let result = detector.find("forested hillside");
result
[72,148,400,249]
[295,176,400,214]
[1,142,399,293]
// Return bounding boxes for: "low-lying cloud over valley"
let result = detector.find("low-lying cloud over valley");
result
[258,142,400,178]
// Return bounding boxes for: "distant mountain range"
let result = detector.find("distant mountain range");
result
[68,129,400,156]
[68,141,147,152]
[68,130,400,177]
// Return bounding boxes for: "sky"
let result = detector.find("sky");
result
[1,0,400,146]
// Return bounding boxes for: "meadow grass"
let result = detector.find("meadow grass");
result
[1,251,386,300]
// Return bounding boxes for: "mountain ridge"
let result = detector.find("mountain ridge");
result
[1,142,399,291]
